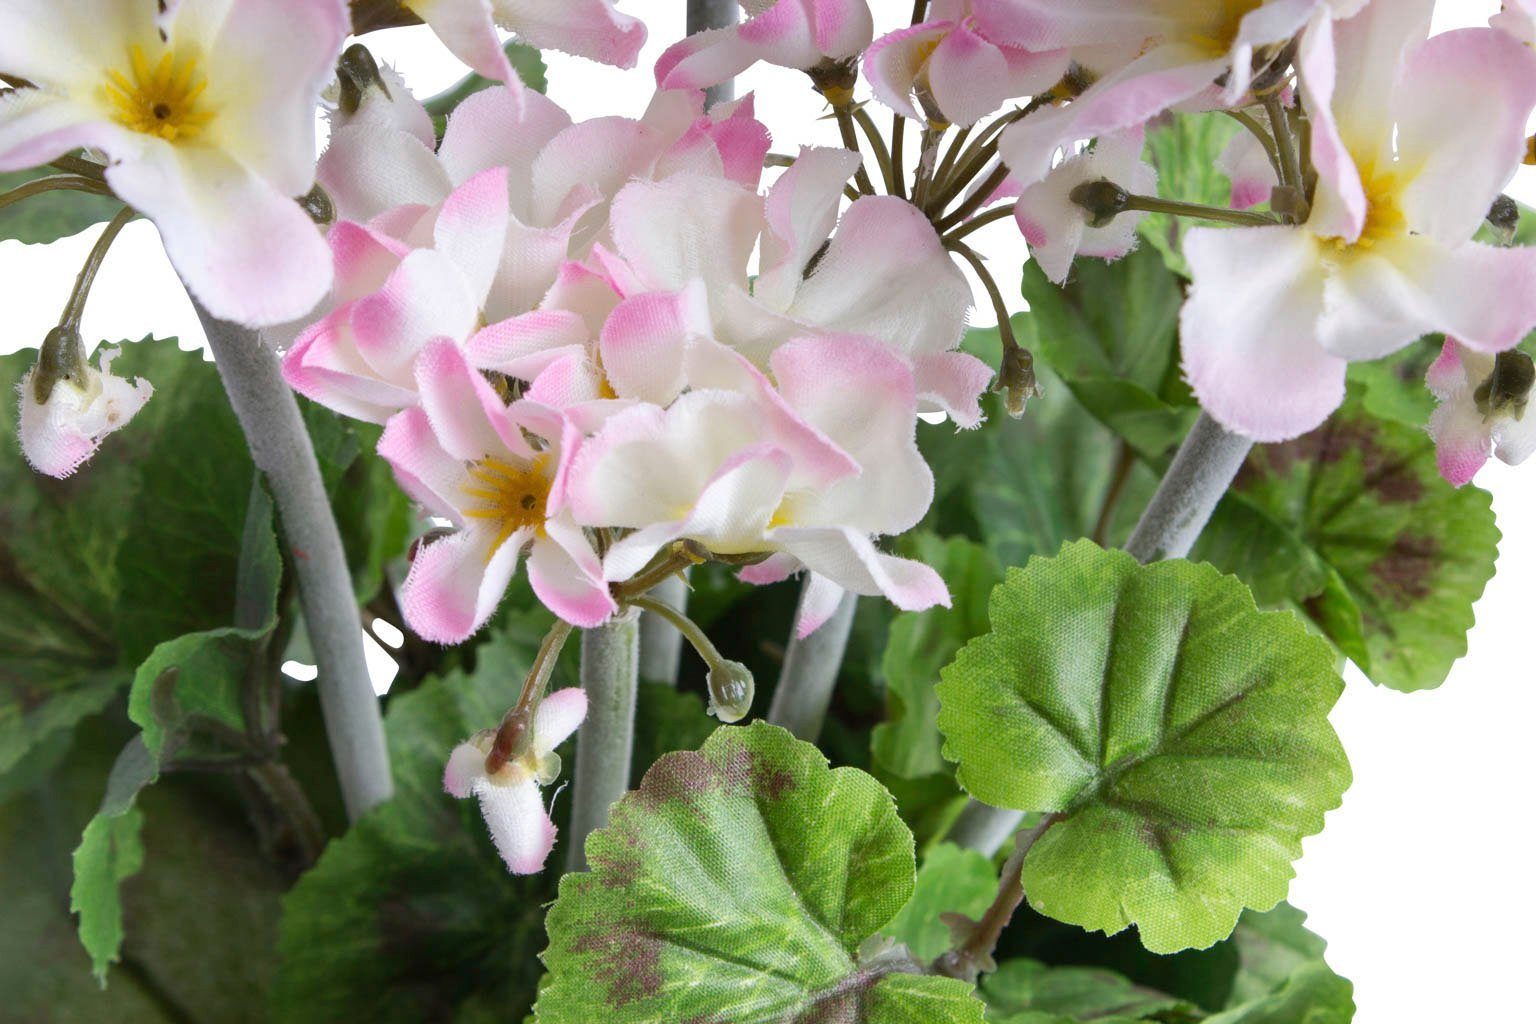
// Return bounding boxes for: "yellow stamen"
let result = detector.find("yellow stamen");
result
[101,44,216,143]
[1189,0,1266,57]
[462,455,554,555]
[1326,163,1406,255]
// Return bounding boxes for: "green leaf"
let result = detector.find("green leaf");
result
[1196,391,1500,691]
[873,536,1002,779]
[881,842,997,962]
[631,680,717,778]
[538,722,986,1023]
[1137,113,1243,278]
[1204,964,1353,1024]
[70,738,156,982]
[981,959,1201,1023]
[1345,335,1443,429]
[273,615,558,1023]
[1017,247,1196,460]
[936,541,1349,953]
[0,166,121,244]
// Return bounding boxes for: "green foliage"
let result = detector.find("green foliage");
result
[539,723,986,1023]
[1196,390,1500,691]
[0,166,122,244]
[1137,113,1243,277]
[881,842,997,962]
[70,738,155,982]
[981,958,1202,1023]
[1016,246,1196,460]
[273,617,556,1023]
[937,542,1349,953]
[425,41,548,134]
[872,536,1002,779]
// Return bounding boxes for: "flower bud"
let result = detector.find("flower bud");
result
[1068,179,1129,229]
[1474,349,1535,420]
[706,659,755,723]
[18,336,152,478]
[1487,195,1521,246]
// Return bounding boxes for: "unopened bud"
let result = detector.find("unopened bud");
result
[706,660,755,723]
[1475,349,1535,420]
[299,183,334,227]
[1068,179,1129,228]
[485,707,533,775]
[996,344,1041,419]
[33,324,87,404]
[337,43,391,116]
[1487,195,1521,246]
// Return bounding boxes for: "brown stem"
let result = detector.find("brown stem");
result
[832,102,879,196]
[942,202,1016,242]
[1092,442,1137,547]
[852,106,895,194]
[934,814,1060,981]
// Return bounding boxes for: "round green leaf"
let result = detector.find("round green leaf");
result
[538,722,986,1023]
[936,541,1349,953]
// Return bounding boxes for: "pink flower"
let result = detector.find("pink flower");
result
[865,1,1067,127]
[379,340,615,640]
[0,0,348,326]
[1182,5,1536,442]
[1493,0,1536,47]
[991,0,1361,188]
[656,0,874,90]
[17,343,152,478]
[408,0,646,83]
[443,688,588,874]
[1426,339,1536,487]
[1012,127,1155,284]
[565,334,949,636]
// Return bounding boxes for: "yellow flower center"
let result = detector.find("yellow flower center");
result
[1327,164,1406,255]
[103,45,215,143]
[461,455,553,552]
[1190,0,1266,57]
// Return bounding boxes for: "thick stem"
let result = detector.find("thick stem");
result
[638,570,690,686]
[935,814,1060,980]
[687,0,739,108]
[1122,194,1277,227]
[948,800,1025,856]
[567,609,641,871]
[766,584,858,741]
[1124,412,1254,563]
[192,303,392,822]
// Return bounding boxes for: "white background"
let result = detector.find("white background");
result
[1,3,1529,1020]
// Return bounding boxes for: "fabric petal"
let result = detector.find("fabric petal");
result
[400,526,526,643]
[771,525,951,613]
[533,687,590,756]
[412,0,521,85]
[377,406,470,520]
[528,520,617,628]
[493,0,647,68]
[792,572,848,639]
[1428,398,1492,488]
[475,778,556,874]
[0,89,142,173]
[443,742,486,799]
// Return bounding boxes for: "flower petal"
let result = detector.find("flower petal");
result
[444,742,485,798]
[533,687,590,755]
[494,0,647,68]
[771,525,951,614]
[400,526,527,643]
[377,406,469,520]
[528,520,617,628]
[416,338,536,462]
[475,777,557,874]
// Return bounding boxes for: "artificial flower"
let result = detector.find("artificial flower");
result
[656,0,874,91]
[17,341,152,478]
[1426,339,1536,486]
[407,0,645,84]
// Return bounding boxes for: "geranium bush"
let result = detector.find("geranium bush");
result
[0,0,1530,1019]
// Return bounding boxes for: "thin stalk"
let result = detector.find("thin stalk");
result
[687,0,740,107]
[246,759,326,867]
[910,124,946,211]
[852,106,895,193]
[1123,412,1255,563]
[930,124,973,198]
[890,114,908,199]
[1223,107,1284,183]
[1122,194,1278,227]
[935,161,1009,229]
[637,571,690,686]
[61,207,134,328]
[910,0,930,22]
[191,302,393,822]
[766,584,858,741]
[0,174,112,212]
[1091,442,1137,546]
[49,154,107,180]
[486,618,575,774]
[935,814,1060,980]
[942,202,1016,243]
[833,103,879,195]
[567,609,641,870]
[925,104,1032,214]
[1263,91,1301,191]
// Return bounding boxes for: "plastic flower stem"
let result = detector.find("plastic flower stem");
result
[567,609,641,871]
[891,114,908,199]
[1224,107,1285,183]
[1124,411,1255,563]
[486,618,576,774]
[0,174,112,212]
[766,582,859,741]
[60,207,134,329]
[931,124,974,198]
[629,592,727,676]
[637,571,690,686]
[1122,194,1279,227]
[934,814,1061,980]
[1262,90,1302,191]
[191,301,393,822]
[852,105,896,193]
[688,0,741,107]
[943,202,1016,242]
[833,101,880,196]
[935,161,1009,229]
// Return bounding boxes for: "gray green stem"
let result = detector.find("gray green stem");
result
[192,302,392,822]
[766,583,858,741]
[638,570,689,686]
[567,609,641,871]
[687,0,739,108]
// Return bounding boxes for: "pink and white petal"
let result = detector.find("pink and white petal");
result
[1015,176,1089,285]
[533,687,590,756]
[789,196,972,358]
[108,146,331,328]
[540,261,623,336]
[204,0,348,195]
[411,0,521,85]
[443,742,486,798]
[1321,238,1536,359]
[0,89,143,173]
[528,522,617,628]
[528,115,662,229]
[474,778,557,874]
[487,218,580,322]
[1493,413,1536,468]
[757,147,862,311]
[998,44,1229,187]
[1427,400,1492,487]
[656,26,763,91]
[0,0,158,91]
[318,124,452,225]
[738,551,801,586]
[1424,338,1466,400]
[771,525,951,613]
[927,23,1016,127]
[1329,0,1433,162]
[329,221,409,304]
[1296,11,1364,243]
[1219,130,1279,211]
[792,572,848,639]
[436,167,514,304]
[1180,225,1343,443]
[377,406,470,520]
[609,175,762,294]
[698,101,774,190]
[438,86,572,202]
[864,22,951,121]
[598,287,706,405]
[493,0,647,68]
[1223,0,1318,103]
[1493,0,1536,46]
[351,249,482,382]
[18,366,153,479]
[810,0,875,59]
[400,526,527,643]
[466,310,591,379]
[283,311,421,423]
[913,351,995,428]
[416,339,536,461]
[1396,27,1536,246]
[998,41,1071,96]
[525,351,608,409]
[970,0,1179,51]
